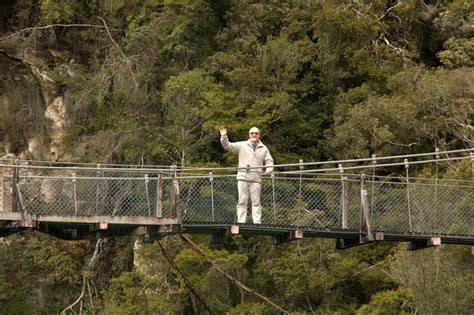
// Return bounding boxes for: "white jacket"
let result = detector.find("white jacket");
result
[221,134,274,182]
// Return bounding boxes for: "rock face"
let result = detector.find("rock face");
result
[0,45,73,161]
[44,95,67,160]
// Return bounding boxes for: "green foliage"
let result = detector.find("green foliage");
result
[158,69,234,165]
[356,287,416,315]
[326,67,474,158]
[1,0,473,313]
[438,37,474,68]
[102,271,149,315]
[0,232,87,314]
[39,0,75,24]
[389,245,474,315]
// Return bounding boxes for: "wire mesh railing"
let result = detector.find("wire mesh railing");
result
[0,163,178,219]
[0,148,473,238]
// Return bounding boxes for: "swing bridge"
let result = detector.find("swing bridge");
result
[1,149,473,249]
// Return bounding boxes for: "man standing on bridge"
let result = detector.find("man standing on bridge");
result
[219,125,274,224]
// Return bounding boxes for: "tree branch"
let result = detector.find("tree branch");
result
[378,1,402,21]
[383,36,408,55]
[0,23,115,42]
[98,16,138,89]
[180,234,291,314]
[384,139,419,147]
[61,238,107,314]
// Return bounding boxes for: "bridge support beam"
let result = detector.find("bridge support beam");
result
[0,213,181,240]
[209,229,228,248]
[407,237,441,251]
[272,230,303,245]
[336,232,384,250]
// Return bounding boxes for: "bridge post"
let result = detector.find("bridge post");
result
[370,154,377,221]
[209,172,215,222]
[0,163,4,213]
[271,173,276,225]
[360,173,374,242]
[434,148,440,232]
[470,153,474,181]
[95,164,101,215]
[170,165,181,223]
[144,174,151,216]
[339,164,348,229]
[72,173,78,215]
[155,173,163,217]
[299,159,304,196]
[11,159,19,213]
[405,159,413,232]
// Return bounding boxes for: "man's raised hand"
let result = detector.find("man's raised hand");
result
[219,125,227,136]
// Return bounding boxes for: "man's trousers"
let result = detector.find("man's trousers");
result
[237,180,262,224]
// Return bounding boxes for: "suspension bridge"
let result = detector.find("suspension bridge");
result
[1,149,473,249]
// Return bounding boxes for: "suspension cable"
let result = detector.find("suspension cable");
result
[179,234,290,314]
[157,240,212,313]
[2,149,472,177]
[2,148,472,172]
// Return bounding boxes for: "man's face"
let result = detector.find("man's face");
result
[249,127,260,143]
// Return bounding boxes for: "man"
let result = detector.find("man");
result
[219,125,274,224]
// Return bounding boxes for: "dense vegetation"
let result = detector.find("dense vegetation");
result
[0,0,472,313]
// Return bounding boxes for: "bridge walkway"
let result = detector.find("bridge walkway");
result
[1,149,473,248]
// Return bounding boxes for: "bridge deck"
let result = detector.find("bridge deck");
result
[1,150,473,247]
[0,212,179,239]
[1,213,472,246]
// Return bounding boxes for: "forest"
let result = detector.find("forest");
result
[0,0,473,313]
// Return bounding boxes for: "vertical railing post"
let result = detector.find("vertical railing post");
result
[271,173,276,225]
[370,154,377,221]
[0,162,4,214]
[155,172,163,217]
[470,152,474,181]
[12,159,19,213]
[360,173,373,241]
[434,148,439,230]
[209,172,215,222]
[299,159,304,197]
[298,159,304,227]
[24,161,29,179]
[72,173,78,215]
[405,159,413,232]
[96,164,101,215]
[170,165,180,223]
[145,174,151,216]
[339,164,348,229]
[21,161,29,213]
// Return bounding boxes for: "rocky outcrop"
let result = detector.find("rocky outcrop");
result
[0,44,74,160]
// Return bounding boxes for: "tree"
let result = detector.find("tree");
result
[356,287,416,315]
[325,67,474,159]
[389,245,474,314]
[158,69,234,166]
